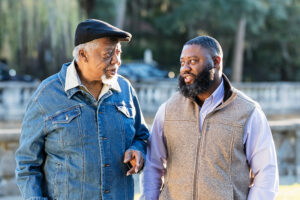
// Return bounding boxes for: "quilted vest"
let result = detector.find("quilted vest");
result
[160,80,256,200]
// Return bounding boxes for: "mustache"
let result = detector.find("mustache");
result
[181,72,196,78]
[104,65,117,72]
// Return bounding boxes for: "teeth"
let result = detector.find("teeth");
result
[184,75,192,83]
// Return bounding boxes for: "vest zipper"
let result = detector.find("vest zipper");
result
[193,113,207,199]
[193,135,201,200]
[192,108,221,199]
[193,90,237,199]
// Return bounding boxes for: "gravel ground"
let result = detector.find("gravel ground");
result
[0,121,22,129]
[0,197,21,200]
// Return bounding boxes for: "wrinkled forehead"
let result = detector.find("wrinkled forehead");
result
[95,37,121,50]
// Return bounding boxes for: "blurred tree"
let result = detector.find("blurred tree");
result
[1,0,300,82]
[79,0,127,27]
[143,0,292,82]
[0,0,83,79]
[115,0,127,29]
[245,0,300,81]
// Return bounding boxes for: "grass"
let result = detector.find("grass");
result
[134,184,300,200]
[134,194,141,200]
[276,184,300,200]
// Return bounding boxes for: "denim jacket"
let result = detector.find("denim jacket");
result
[15,62,149,200]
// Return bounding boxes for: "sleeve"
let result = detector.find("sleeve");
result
[140,103,168,200]
[243,107,279,200]
[127,87,150,163]
[15,98,48,200]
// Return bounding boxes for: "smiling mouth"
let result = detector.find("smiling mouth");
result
[182,73,195,84]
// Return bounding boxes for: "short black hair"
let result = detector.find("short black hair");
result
[184,35,223,58]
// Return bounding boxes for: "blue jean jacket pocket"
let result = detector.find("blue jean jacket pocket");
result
[52,106,81,124]
[115,104,136,149]
[49,105,81,146]
[116,105,135,118]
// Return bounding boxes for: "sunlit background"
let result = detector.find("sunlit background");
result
[1,0,300,199]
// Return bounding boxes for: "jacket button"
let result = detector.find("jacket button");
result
[104,190,110,193]
[104,164,110,167]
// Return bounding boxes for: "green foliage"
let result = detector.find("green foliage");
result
[122,0,300,81]
[1,0,300,81]
[245,0,300,81]
[0,0,84,79]
[87,0,117,23]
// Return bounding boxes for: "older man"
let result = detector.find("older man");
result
[141,36,278,200]
[15,19,149,200]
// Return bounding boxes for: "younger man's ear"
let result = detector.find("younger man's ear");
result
[213,56,221,65]
[213,56,221,69]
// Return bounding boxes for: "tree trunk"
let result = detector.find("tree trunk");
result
[232,15,246,82]
[115,0,127,28]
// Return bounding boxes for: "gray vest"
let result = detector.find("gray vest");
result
[160,85,257,200]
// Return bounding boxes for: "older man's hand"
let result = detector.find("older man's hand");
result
[123,150,144,176]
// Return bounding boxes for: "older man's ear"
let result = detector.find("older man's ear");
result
[79,49,88,63]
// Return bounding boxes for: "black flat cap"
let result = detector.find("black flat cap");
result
[74,19,132,46]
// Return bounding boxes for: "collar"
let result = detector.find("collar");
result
[198,79,224,111]
[64,60,121,94]
[64,60,81,92]
[222,73,234,102]
[192,73,233,107]
[206,79,224,106]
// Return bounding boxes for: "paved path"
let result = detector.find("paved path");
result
[0,197,21,200]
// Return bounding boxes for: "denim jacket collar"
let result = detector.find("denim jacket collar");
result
[58,61,121,99]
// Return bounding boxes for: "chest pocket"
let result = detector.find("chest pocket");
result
[115,104,136,149]
[116,105,135,118]
[50,106,81,146]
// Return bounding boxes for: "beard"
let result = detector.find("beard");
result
[101,65,118,84]
[101,73,118,85]
[178,63,215,99]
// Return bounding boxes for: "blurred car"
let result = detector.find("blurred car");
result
[0,61,37,82]
[118,62,169,82]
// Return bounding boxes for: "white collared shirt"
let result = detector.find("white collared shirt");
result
[198,79,224,132]
[64,60,120,100]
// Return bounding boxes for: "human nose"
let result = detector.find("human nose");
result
[110,53,121,66]
[180,62,191,74]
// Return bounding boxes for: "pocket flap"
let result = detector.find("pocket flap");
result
[116,105,134,118]
[51,106,81,124]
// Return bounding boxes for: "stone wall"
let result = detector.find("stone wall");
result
[0,130,20,196]
[133,80,300,116]
[270,119,300,184]
[2,81,300,120]
[0,120,300,197]
[0,81,39,121]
